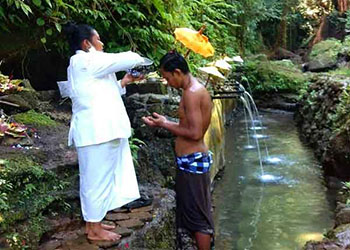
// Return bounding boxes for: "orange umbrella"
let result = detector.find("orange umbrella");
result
[174,26,215,58]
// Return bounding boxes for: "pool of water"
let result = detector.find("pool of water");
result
[212,111,335,250]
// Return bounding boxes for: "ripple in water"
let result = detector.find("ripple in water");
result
[259,174,284,183]
[244,145,256,150]
[263,156,283,165]
[251,134,269,139]
[249,126,266,131]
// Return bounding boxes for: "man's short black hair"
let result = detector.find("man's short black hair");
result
[159,50,190,74]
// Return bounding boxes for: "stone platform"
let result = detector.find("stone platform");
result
[39,185,176,250]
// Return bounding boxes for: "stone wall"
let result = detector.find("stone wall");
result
[295,74,350,179]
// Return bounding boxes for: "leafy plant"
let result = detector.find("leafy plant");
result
[129,129,146,166]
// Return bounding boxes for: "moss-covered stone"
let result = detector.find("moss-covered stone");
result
[295,74,350,178]
[309,38,342,62]
[13,110,57,127]
[0,157,76,249]
[240,59,309,93]
[341,35,350,55]
[143,214,176,249]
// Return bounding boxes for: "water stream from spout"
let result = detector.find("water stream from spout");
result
[240,96,264,176]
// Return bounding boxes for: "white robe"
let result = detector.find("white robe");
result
[77,138,139,222]
[60,50,144,221]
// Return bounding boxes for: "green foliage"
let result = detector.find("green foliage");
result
[340,182,350,207]
[2,0,310,68]
[13,110,57,127]
[129,129,146,167]
[0,157,70,249]
[240,58,309,93]
[332,85,350,136]
[329,68,350,77]
[1,0,240,63]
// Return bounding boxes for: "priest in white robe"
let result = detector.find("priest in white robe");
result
[60,23,143,241]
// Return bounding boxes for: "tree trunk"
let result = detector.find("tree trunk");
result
[312,15,327,45]
[274,4,289,49]
[338,0,350,13]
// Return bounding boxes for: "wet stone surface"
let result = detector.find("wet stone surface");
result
[39,185,176,250]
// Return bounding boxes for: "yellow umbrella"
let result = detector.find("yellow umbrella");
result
[174,26,215,58]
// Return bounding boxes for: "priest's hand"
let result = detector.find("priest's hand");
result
[121,73,144,87]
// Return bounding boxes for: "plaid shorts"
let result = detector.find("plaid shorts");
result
[176,151,213,174]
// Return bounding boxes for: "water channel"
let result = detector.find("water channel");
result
[213,110,336,250]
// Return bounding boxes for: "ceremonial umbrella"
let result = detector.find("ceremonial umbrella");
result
[174,26,215,58]
[208,59,232,73]
[198,66,225,86]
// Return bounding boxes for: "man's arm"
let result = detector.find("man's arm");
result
[143,91,203,140]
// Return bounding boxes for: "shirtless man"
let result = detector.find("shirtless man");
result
[142,51,214,250]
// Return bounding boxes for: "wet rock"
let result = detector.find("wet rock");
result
[326,176,343,190]
[130,205,153,213]
[335,202,347,214]
[114,227,132,237]
[38,239,62,250]
[116,219,144,229]
[303,240,344,250]
[45,217,83,237]
[61,235,99,250]
[39,184,176,250]
[126,81,167,96]
[52,231,79,241]
[105,213,130,221]
[128,211,153,222]
[146,94,168,104]
[0,91,40,113]
[1,134,33,146]
[89,238,121,248]
[336,208,350,226]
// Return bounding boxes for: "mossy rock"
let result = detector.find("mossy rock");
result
[341,35,350,55]
[240,59,309,93]
[13,110,57,127]
[0,157,76,249]
[1,90,39,112]
[309,38,342,63]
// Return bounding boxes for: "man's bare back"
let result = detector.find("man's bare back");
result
[175,80,212,156]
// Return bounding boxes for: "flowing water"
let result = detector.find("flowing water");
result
[212,110,335,250]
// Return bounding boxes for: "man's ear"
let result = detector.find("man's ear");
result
[81,39,90,51]
[173,68,182,76]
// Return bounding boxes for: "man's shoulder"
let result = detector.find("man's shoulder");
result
[183,83,210,101]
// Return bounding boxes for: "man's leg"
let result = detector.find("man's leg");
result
[194,232,211,250]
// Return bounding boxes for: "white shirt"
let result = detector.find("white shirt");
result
[62,50,143,147]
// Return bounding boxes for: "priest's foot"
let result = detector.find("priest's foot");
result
[87,228,121,241]
[85,222,116,234]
